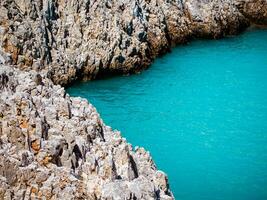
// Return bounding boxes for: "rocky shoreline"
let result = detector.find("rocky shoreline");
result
[1,0,267,86]
[0,0,267,199]
[0,65,173,199]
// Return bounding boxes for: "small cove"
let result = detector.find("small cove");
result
[67,29,267,199]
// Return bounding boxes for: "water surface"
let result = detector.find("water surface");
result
[67,29,267,200]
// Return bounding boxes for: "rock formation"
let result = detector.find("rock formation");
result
[0,65,173,199]
[1,0,266,86]
[0,0,267,199]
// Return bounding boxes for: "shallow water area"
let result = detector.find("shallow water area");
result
[67,29,267,200]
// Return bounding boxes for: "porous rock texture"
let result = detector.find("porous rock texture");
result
[0,0,267,199]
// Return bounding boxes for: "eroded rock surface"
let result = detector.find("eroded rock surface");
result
[1,0,266,85]
[0,65,173,199]
[0,0,267,199]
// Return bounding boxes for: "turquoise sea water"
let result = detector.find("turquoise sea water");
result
[67,29,267,200]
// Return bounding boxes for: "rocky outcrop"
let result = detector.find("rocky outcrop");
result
[0,0,267,199]
[1,0,266,86]
[0,65,173,199]
[236,0,267,25]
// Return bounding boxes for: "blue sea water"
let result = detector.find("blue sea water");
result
[67,29,267,200]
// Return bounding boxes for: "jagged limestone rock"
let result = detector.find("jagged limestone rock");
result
[1,0,265,86]
[0,65,173,199]
[0,0,267,199]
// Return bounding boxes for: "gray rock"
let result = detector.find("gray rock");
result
[0,0,266,199]
[0,65,174,199]
[1,0,265,86]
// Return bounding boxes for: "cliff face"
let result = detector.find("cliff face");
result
[0,0,267,199]
[1,0,266,86]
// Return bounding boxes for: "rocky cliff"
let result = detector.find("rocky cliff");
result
[1,0,267,85]
[0,65,173,199]
[0,0,267,199]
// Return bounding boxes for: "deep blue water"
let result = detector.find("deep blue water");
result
[67,29,267,200]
